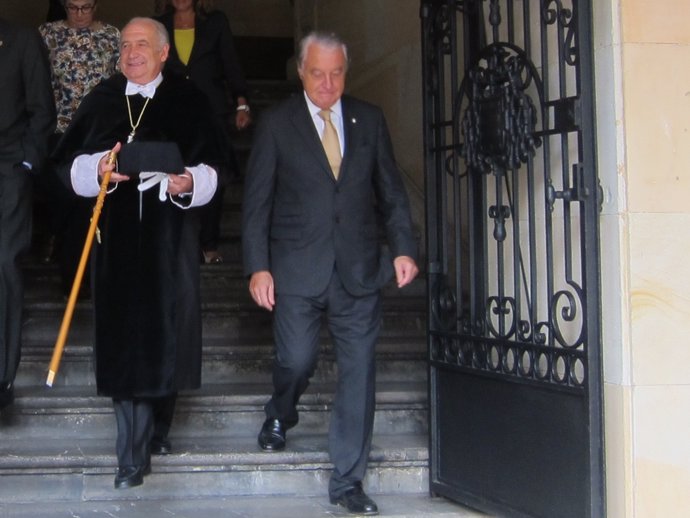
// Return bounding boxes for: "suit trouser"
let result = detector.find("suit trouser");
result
[112,394,177,468]
[199,115,238,252]
[199,184,225,251]
[35,132,90,295]
[0,164,32,386]
[265,270,381,498]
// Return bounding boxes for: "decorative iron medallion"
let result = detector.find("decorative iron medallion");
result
[459,43,541,174]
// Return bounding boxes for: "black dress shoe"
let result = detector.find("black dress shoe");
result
[150,436,172,455]
[0,382,14,410]
[258,418,286,451]
[114,463,151,489]
[330,484,379,516]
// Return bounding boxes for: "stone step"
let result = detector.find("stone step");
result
[5,77,441,514]
[19,265,427,387]
[22,302,425,342]
[22,263,427,299]
[16,335,427,387]
[22,296,425,360]
[246,79,300,109]
[0,382,428,440]
[21,303,425,354]
[0,493,484,517]
[0,434,429,504]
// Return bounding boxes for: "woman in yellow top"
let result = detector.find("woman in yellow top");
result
[155,0,251,264]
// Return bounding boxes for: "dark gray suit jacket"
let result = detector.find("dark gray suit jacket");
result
[0,18,55,170]
[242,93,417,298]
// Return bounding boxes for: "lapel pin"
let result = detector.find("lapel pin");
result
[351,117,357,124]
[0,41,3,47]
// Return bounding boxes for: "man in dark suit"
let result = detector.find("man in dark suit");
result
[242,31,419,516]
[0,18,55,409]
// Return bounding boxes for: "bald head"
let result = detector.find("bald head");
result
[119,17,170,84]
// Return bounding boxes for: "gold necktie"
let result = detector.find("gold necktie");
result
[318,109,341,179]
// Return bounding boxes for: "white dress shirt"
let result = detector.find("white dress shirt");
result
[304,92,345,156]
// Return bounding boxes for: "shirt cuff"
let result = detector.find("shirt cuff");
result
[169,163,218,209]
[71,152,109,197]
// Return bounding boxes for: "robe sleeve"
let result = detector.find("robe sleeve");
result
[72,153,217,209]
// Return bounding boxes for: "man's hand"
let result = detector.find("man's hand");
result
[98,142,129,183]
[393,255,419,288]
[167,170,193,196]
[235,109,251,130]
[235,96,251,130]
[249,270,275,311]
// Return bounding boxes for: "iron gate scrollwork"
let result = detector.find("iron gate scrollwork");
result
[422,1,604,517]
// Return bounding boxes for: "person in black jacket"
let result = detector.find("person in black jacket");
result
[155,0,251,264]
[0,18,56,410]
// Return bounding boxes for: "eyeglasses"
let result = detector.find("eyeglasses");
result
[65,4,95,14]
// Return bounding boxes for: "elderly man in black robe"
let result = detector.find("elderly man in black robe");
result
[52,17,223,489]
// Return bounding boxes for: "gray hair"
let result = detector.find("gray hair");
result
[122,17,170,51]
[297,31,349,72]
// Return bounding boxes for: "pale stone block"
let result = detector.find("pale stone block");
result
[633,385,690,517]
[623,44,690,213]
[604,382,634,518]
[622,0,690,44]
[601,214,631,385]
[595,42,626,216]
[629,213,690,385]
[594,0,618,50]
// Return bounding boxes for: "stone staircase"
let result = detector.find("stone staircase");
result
[6,259,429,504]
[0,80,484,516]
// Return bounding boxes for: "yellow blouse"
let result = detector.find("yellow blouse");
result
[174,28,195,65]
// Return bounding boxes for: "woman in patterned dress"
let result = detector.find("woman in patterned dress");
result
[38,0,120,296]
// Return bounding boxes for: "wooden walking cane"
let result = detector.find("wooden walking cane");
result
[46,150,117,387]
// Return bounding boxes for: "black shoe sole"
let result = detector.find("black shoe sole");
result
[114,474,143,489]
[329,500,379,516]
[114,463,151,489]
[258,437,285,451]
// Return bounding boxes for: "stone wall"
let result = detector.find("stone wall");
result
[3,1,292,35]
[596,0,690,516]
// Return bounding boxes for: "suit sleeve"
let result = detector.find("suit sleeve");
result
[241,112,277,276]
[21,27,56,169]
[372,108,418,261]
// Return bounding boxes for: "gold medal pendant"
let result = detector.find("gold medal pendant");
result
[126,95,151,143]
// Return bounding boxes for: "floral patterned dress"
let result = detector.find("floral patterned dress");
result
[39,21,120,133]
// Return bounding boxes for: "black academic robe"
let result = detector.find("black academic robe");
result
[52,73,224,398]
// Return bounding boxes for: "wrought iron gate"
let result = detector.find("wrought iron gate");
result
[421,1,604,517]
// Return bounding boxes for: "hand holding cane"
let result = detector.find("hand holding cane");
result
[46,149,118,387]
